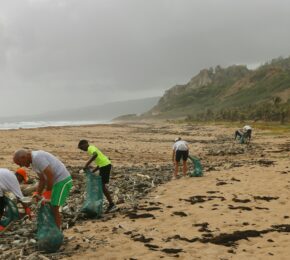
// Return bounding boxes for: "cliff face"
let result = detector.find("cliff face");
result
[146,57,290,118]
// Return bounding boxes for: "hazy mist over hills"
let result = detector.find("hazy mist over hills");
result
[0,97,159,123]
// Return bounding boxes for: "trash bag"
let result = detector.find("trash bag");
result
[81,169,103,218]
[37,204,63,253]
[188,155,203,177]
[239,135,245,144]
[238,131,250,144]
[0,197,19,226]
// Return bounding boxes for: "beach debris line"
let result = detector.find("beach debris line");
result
[207,145,245,156]
[171,211,188,217]
[180,195,226,205]
[123,229,185,256]
[257,159,275,166]
[253,196,279,202]
[162,248,184,254]
[0,164,173,259]
[126,212,155,219]
[164,224,290,248]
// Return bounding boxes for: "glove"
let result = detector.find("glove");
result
[42,191,52,200]
[25,207,32,219]
[25,207,31,215]
[32,191,39,197]
[0,225,5,232]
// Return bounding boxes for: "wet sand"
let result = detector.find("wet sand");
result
[0,122,289,259]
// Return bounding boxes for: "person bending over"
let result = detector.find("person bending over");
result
[172,137,189,179]
[13,150,73,229]
[0,168,31,230]
[78,140,117,213]
[235,125,252,142]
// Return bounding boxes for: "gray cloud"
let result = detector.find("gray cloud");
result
[0,0,290,116]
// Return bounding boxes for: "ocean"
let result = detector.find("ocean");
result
[0,120,109,130]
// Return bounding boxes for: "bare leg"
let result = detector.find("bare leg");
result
[174,161,179,178]
[102,184,113,205]
[182,160,187,176]
[235,130,241,140]
[52,206,61,229]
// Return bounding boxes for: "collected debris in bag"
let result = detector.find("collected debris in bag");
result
[81,169,103,218]
[0,197,20,227]
[188,155,203,177]
[37,203,64,253]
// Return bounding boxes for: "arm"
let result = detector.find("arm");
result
[42,166,54,191]
[36,174,46,195]
[92,166,100,173]
[35,166,53,194]
[172,149,176,162]
[84,153,98,169]
[35,166,54,201]
[0,196,5,220]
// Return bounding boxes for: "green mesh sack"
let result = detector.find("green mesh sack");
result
[188,155,203,177]
[0,197,19,226]
[37,204,64,253]
[239,135,245,144]
[81,169,103,218]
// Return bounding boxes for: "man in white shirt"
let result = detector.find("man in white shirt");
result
[0,168,31,229]
[172,137,189,179]
[13,150,73,229]
[235,125,252,142]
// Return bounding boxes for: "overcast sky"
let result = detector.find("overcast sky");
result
[0,0,290,116]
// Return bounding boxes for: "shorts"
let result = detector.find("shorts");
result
[0,196,5,216]
[246,129,252,139]
[51,176,73,206]
[175,150,189,162]
[99,164,112,184]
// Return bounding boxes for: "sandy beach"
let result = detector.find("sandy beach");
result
[0,122,289,259]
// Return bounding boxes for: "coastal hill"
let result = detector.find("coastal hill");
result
[145,56,290,121]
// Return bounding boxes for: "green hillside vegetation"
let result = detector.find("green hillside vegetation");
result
[190,98,290,124]
[145,56,290,123]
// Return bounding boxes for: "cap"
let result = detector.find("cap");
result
[16,168,28,184]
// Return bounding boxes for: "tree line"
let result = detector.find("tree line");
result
[186,97,290,124]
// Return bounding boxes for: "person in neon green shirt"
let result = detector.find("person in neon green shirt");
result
[78,140,117,213]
